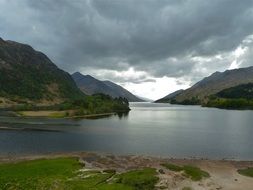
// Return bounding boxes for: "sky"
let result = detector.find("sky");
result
[0,0,253,100]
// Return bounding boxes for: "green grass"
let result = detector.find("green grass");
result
[115,168,159,190]
[49,111,68,118]
[183,165,210,181]
[161,163,210,181]
[0,158,158,190]
[0,157,81,190]
[161,163,183,172]
[238,168,253,177]
[97,184,134,190]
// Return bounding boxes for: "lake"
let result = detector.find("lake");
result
[0,102,253,160]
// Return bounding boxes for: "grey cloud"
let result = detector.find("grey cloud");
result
[0,0,253,84]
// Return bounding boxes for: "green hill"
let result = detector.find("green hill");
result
[0,38,84,106]
[0,38,130,115]
[216,83,253,99]
[173,67,253,105]
[204,83,253,110]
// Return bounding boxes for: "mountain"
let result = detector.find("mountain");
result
[71,73,117,97]
[72,72,143,102]
[204,83,253,110]
[136,96,153,102]
[216,83,253,99]
[102,81,143,102]
[0,38,84,106]
[173,66,253,104]
[155,89,184,103]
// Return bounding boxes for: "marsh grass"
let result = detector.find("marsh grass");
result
[238,167,253,177]
[161,163,210,181]
[0,158,158,190]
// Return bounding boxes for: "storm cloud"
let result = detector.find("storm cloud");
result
[0,0,253,99]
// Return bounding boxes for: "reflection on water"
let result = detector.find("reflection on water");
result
[117,111,129,119]
[0,103,253,160]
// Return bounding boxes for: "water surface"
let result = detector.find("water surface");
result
[0,103,253,160]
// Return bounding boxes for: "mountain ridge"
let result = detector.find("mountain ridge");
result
[72,72,144,102]
[172,66,253,104]
[155,89,184,103]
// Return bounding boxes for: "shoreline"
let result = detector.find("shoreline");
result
[1,151,253,163]
[12,110,129,119]
[1,151,253,189]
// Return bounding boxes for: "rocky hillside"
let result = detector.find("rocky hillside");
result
[72,72,143,102]
[0,38,84,106]
[174,66,253,104]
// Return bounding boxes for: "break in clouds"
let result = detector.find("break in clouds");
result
[0,0,253,99]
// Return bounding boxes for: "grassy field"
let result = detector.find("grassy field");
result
[0,157,158,190]
[238,167,253,177]
[161,163,210,181]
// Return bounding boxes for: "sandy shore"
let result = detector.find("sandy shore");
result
[1,152,253,190]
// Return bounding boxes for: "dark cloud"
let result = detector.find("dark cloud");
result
[0,0,253,84]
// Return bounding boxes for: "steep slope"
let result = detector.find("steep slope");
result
[174,66,253,104]
[155,89,184,103]
[72,72,118,97]
[103,81,144,102]
[72,72,143,102]
[0,38,84,106]
[216,83,253,99]
[204,83,253,110]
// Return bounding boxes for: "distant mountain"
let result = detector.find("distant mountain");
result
[173,66,253,104]
[102,81,144,102]
[72,72,144,102]
[136,96,153,102]
[0,38,84,106]
[155,89,184,103]
[72,73,117,96]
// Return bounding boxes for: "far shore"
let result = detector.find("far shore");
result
[15,110,122,119]
[1,152,253,190]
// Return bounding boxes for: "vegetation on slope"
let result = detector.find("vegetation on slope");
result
[216,83,253,99]
[173,67,253,104]
[0,39,84,103]
[0,39,130,115]
[204,83,253,110]
[162,83,253,110]
[0,157,158,190]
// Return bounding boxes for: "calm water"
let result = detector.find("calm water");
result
[0,103,253,160]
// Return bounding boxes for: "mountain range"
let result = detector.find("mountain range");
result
[2,37,253,108]
[72,72,143,102]
[156,66,253,105]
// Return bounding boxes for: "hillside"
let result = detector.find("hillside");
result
[155,89,184,103]
[204,83,253,110]
[0,38,84,106]
[216,83,253,99]
[173,66,253,104]
[72,72,143,102]
[103,80,143,102]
